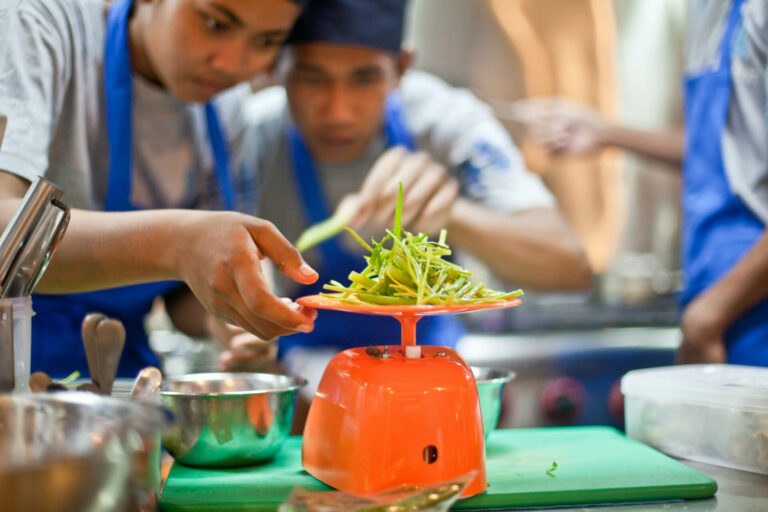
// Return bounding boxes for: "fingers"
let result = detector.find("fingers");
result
[235,269,314,334]
[400,162,446,229]
[356,147,409,225]
[334,194,365,230]
[412,178,460,235]
[358,146,409,202]
[211,299,299,340]
[247,220,318,285]
[219,335,278,372]
[372,152,431,226]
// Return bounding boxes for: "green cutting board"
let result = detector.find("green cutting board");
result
[160,426,716,511]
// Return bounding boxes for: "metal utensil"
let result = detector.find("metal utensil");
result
[471,366,516,438]
[130,366,162,401]
[94,318,125,396]
[0,392,169,512]
[0,300,13,392]
[81,312,106,389]
[0,177,70,298]
[161,373,306,467]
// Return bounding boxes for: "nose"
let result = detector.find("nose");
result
[209,39,249,79]
[321,83,355,124]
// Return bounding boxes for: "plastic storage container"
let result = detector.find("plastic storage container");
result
[622,364,768,475]
[9,297,34,392]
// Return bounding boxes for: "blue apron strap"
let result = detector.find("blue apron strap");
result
[205,103,236,210]
[104,0,234,212]
[384,92,415,150]
[718,0,746,72]
[104,0,134,211]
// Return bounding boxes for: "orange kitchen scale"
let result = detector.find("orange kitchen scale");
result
[296,295,522,498]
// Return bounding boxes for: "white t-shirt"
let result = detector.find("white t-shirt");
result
[242,70,557,296]
[0,0,259,212]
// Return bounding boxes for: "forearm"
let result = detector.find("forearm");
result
[446,200,592,290]
[164,285,209,338]
[1,197,186,293]
[696,232,768,329]
[601,124,684,166]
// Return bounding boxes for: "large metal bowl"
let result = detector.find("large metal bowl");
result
[161,372,306,468]
[0,392,168,512]
[472,366,516,438]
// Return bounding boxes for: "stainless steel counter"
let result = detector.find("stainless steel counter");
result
[489,459,767,512]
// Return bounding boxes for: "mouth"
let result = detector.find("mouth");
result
[190,77,230,97]
[318,134,358,148]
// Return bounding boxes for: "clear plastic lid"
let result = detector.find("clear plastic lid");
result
[621,364,768,411]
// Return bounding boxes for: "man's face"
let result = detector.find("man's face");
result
[141,0,301,103]
[285,43,401,163]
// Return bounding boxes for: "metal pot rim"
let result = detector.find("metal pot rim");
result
[471,366,517,385]
[161,372,307,397]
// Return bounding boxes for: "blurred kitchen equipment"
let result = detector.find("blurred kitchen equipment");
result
[0,177,70,392]
[161,372,306,468]
[28,371,53,392]
[472,366,515,438]
[0,391,169,512]
[0,300,12,392]
[622,364,768,475]
[130,366,162,401]
[82,312,107,389]
[297,295,521,498]
[0,296,35,392]
[459,328,677,429]
[0,177,71,297]
[94,318,126,396]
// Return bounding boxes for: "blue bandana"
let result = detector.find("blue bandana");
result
[287,0,406,54]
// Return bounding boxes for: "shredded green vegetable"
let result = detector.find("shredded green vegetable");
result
[60,370,81,388]
[320,183,523,305]
[546,461,558,478]
[296,211,354,253]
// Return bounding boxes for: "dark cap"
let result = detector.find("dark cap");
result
[287,0,407,54]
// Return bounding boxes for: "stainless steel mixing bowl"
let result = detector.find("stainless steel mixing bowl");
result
[0,391,168,512]
[161,372,306,468]
[472,366,516,438]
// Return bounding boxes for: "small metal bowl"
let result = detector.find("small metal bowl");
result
[472,366,516,438]
[161,372,306,468]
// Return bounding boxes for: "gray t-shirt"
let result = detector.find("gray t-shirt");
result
[686,0,768,223]
[242,70,556,296]
[0,0,258,211]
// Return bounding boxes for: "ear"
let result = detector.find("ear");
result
[396,46,414,78]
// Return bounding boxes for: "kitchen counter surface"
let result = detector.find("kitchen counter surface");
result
[492,459,767,512]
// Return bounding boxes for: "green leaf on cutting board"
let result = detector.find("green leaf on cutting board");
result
[546,461,558,478]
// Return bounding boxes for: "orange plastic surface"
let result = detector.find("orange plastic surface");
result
[297,295,522,316]
[302,345,487,497]
[297,295,521,346]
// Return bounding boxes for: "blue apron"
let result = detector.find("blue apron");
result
[279,94,465,355]
[682,0,768,365]
[31,0,236,378]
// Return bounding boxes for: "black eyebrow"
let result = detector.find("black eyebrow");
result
[208,2,244,27]
[208,2,291,38]
[293,63,327,74]
[353,66,385,76]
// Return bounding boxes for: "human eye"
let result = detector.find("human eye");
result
[201,13,230,33]
[253,34,287,49]
[352,71,380,87]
